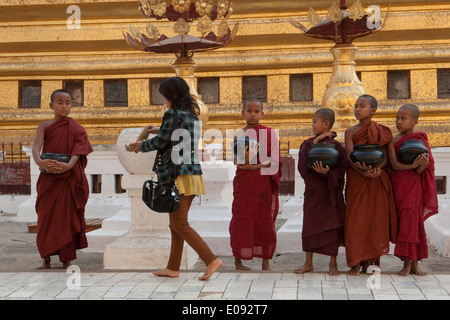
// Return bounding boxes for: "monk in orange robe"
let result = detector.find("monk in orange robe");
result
[344,95,398,275]
[229,99,282,270]
[32,90,93,269]
[388,104,438,276]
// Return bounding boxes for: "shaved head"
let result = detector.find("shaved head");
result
[358,94,378,110]
[399,104,420,119]
[315,108,335,128]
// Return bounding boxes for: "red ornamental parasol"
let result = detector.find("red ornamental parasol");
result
[125,27,233,57]
[305,12,379,44]
[124,0,237,57]
[292,0,389,44]
[145,33,228,55]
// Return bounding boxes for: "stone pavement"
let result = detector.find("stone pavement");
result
[1,219,450,302]
[2,268,450,301]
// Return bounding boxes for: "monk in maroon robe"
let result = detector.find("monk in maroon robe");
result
[297,131,347,275]
[391,133,438,266]
[388,104,438,276]
[229,99,281,270]
[33,90,92,269]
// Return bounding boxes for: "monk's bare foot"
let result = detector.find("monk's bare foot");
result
[36,257,51,270]
[329,264,340,276]
[397,259,411,276]
[199,258,222,281]
[235,258,251,271]
[361,260,371,273]
[262,259,271,271]
[411,261,427,276]
[294,263,314,274]
[62,261,72,269]
[153,268,179,278]
[347,264,361,276]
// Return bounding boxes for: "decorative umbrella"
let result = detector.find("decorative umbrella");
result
[124,0,238,58]
[123,0,239,145]
[290,0,390,137]
[291,0,389,44]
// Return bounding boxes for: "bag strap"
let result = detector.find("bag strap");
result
[152,109,179,173]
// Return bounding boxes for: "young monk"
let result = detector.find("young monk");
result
[32,89,93,269]
[344,94,398,276]
[229,98,282,270]
[387,104,438,276]
[296,108,347,275]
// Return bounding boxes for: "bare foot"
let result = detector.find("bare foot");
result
[36,257,51,270]
[62,261,72,269]
[294,263,314,274]
[329,263,341,276]
[361,260,371,273]
[235,258,251,271]
[411,261,427,276]
[199,258,222,281]
[397,259,411,276]
[153,268,180,278]
[262,259,271,271]
[347,264,361,276]
[397,265,411,276]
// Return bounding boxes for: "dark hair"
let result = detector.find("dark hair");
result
[51,89,70,103]
[358,94,377,110]
[315,108,335,128]
[399,104,420,119]
[243,98,263,111]
[159,77,200,116]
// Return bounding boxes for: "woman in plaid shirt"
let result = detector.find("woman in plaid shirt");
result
[129,77,222,280]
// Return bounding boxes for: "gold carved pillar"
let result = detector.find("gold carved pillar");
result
[171,56,209,128]
[322,43,366,139]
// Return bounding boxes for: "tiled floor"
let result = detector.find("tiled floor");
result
[1,271,450,300]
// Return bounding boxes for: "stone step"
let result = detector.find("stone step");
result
[196,231,232,256]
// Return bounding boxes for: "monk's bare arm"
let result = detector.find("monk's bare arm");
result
[415,153,430,174]
[387,140,419,171]
[32,121,57,171]
[344,127,354,162]
[345,127,366,175]
[50,155,80,174]
[32,123,45,165]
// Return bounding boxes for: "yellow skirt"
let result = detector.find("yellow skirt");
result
[176,175,205,196]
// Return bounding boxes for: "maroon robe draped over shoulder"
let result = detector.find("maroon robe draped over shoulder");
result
[345,121,398,267]
[391,132,438,261]
[298,133,347,256]
[229,124,282,260]
[35,117,92,261]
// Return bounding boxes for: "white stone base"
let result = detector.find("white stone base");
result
[14,197,129,223]
[0,195,30,216]
[103,230,198,270]
[279,197,303,219]
[275,212,303,254]
[83,202,131,253]
[425,199,450,257]
[189,205,233,256]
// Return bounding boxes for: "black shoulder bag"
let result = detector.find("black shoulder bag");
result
[142,111,181,213]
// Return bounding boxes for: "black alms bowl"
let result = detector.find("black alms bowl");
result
[397,139,429,164]
[41,153,70,163]
[307,143,340,169]
[350,144,384,166]
[40,153,70,174]
[233,137,260,162]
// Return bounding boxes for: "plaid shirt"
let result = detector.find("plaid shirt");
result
[140,109,202,184]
